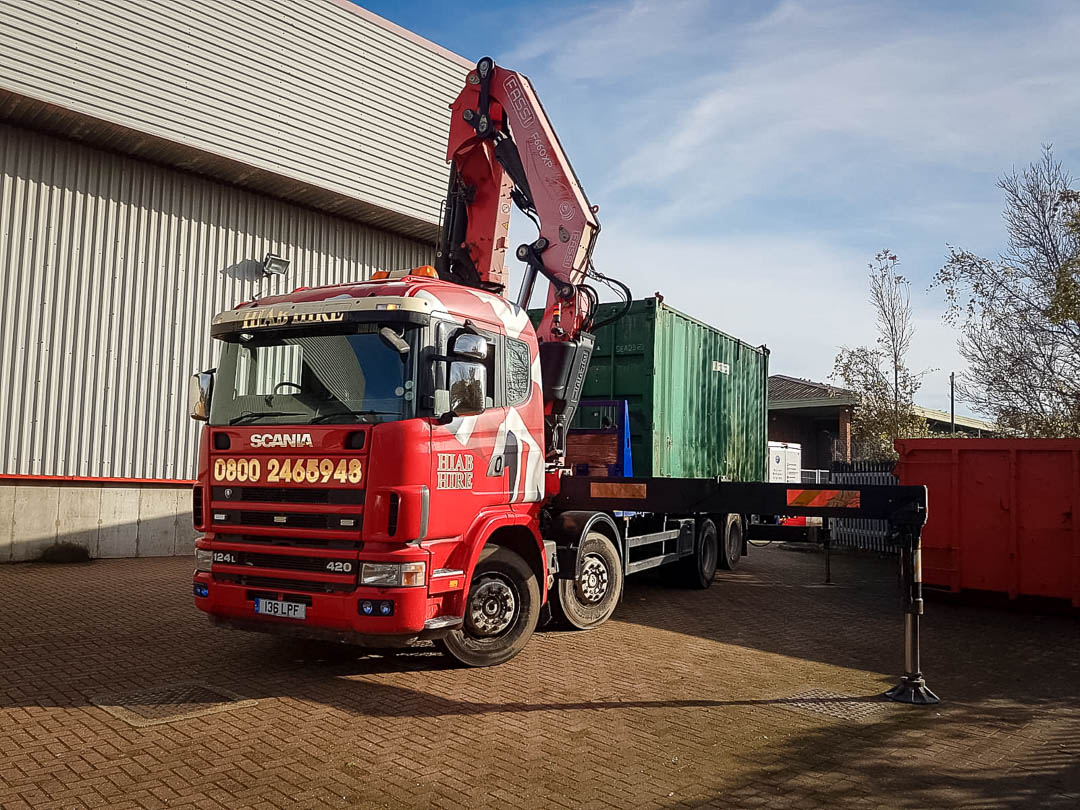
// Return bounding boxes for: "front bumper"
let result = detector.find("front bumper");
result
[193,571,459,645]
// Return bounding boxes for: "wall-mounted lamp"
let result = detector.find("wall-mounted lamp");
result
[262,253,290,276]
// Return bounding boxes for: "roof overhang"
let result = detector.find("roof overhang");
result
[912,406,995,432]
[769,396,857,411]
[0,88,440,242]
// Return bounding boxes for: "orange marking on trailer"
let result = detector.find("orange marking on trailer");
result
[591,482,648,499]
[786,489,861,508]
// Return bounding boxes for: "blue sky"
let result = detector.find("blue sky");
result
[358,0,1080,416]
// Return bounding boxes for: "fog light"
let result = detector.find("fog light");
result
[360,600,374,616]
[378,600,393,616]
[193,583,209,598]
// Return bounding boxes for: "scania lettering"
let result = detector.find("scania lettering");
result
[249,433,314,449]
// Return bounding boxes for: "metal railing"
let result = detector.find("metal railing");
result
[829,461,899,553]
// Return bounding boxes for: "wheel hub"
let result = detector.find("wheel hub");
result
[466,577,517,637]
[578,553,609,604]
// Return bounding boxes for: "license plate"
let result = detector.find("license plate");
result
[254,598,306,620]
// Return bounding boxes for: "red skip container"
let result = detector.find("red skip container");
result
[895,439,1080,607]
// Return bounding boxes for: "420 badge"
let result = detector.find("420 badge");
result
[212,457,362,484]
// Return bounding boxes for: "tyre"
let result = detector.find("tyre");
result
[437,544,540,667]
[552,530,623,629]
[678,518,719,588]
[718,514,743,571]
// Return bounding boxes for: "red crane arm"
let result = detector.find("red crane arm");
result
[435,58,601,342]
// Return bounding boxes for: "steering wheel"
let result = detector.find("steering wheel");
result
[273,381,302,394]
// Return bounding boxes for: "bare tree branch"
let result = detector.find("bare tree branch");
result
[833,251,928,461]
[932,146,1080,436]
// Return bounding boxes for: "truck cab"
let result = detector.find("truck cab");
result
[191,268,553,665]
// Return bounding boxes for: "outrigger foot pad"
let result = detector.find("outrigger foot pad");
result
[884,674,940,705]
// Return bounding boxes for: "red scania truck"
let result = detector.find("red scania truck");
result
[190,58,933,700]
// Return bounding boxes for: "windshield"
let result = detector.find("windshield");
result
[209,325,418,426]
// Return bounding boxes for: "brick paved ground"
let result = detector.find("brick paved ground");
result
[2,546,1078,809]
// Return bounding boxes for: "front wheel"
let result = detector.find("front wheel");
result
[437,545,540,667]
[552,530,623,629]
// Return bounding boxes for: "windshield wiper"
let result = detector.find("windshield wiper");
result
[309,408,400,424]
[228,410,306,425]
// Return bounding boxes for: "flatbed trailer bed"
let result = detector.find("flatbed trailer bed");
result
[550,476,937,704]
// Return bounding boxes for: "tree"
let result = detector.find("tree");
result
[934,147,1080,436]
[833,251,928,460]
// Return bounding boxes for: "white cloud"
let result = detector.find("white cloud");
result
[521,221,975,415]
[498,0,1078,421]
[507,0,1080,222]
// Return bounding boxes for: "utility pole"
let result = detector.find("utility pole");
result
[949,372,955,433]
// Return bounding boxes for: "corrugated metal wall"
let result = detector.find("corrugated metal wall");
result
[0,0,467,229]
[0,121,433,480]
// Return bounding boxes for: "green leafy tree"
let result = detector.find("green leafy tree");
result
[934,147,1080,436]
[833,251,928,460]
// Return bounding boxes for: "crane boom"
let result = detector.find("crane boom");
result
[435,57,601,343]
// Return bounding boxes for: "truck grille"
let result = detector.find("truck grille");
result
[214,533,358,550]
[210,510,362,532]
[212,486,364,505]
[239,511,328,529]
[226,551,356,575]
[213,573,354,594]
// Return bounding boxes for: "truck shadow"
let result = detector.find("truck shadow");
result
[262,637,1080,808]
[616,545,1080,705]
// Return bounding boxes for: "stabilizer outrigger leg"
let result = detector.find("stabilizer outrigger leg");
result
[884,527,940,705]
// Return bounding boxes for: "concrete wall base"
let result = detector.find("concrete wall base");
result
[0,480,194,562]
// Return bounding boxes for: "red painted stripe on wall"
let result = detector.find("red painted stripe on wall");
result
[0,474,195,486]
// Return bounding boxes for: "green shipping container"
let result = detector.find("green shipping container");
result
[530,298,769,482]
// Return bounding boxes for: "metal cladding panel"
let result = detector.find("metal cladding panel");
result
[0,0,467,227]
[531,299,768,481]
[0,122,432,479]
[895,438,1080,605]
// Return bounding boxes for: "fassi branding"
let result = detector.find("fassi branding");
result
[249,433,314,449]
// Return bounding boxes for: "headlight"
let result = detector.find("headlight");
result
[360,561,426,587]
[195,548,213,572]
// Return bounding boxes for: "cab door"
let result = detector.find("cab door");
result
[426,320,510,540]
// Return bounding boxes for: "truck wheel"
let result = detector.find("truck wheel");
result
[437,544,540,667]
[718,514,743,571]
[552,531,623,629]
[679,518,719,588]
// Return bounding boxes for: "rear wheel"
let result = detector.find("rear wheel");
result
[552,530,623,629]
[718,514,743,571]
[679,518,719,588]
[437,545,540,667]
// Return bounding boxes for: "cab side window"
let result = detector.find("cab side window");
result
[505,338,531,405]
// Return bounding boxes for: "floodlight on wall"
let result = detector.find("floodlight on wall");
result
[262,253,290,276]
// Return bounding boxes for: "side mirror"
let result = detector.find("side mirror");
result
[447,361,486,417]
[189,370,214,421]
[450,332,487,361]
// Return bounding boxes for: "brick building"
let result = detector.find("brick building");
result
[768,375,994,469]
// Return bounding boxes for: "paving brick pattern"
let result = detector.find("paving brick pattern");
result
[2,547,1078,809]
